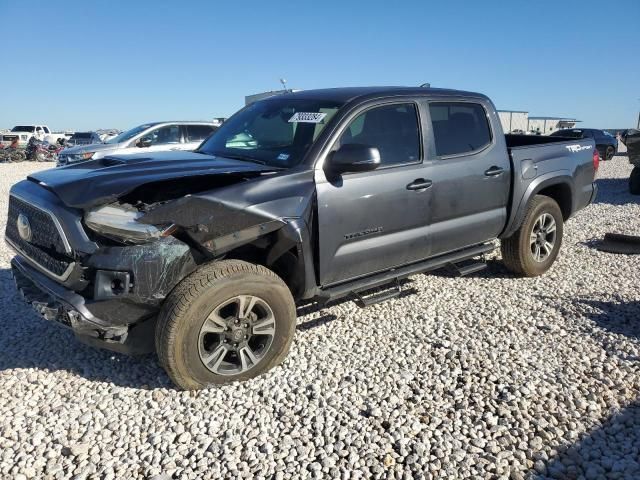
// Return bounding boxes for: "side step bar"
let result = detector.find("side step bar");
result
[448,259,487,277]
[319,242,495,302]
[353,279,402,308]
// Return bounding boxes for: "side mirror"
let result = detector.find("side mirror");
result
[328,143,381,174]
[137,137,152,148]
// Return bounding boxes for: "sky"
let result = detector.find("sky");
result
[1,0,638,131]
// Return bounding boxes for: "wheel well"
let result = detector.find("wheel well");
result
[537,184,572,220]
[223,240,304,299]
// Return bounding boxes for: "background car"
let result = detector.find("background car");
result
[549,128,618,160]
[57,121,218,166]
[66,131,103,147]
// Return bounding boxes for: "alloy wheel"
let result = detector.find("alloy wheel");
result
[529,213,556,262]
[198,295,276,376]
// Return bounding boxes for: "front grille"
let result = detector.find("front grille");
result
[2,135,18,142]
[6,196,73,278]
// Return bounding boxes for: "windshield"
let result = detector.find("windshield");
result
[104,123,157,144]
[12,126,35,132]
[198,98,342,168]
[72,132,93,139]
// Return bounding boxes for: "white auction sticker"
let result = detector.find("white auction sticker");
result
[288,112,327,123]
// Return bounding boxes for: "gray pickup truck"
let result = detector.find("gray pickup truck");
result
[6,87,598,389]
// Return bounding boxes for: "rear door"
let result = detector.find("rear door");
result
[185,124,216,150]
[315,100,433,286]
[422,99,511,255]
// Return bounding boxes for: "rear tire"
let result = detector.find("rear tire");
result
[156,260,296,390]
[501,195,564,277]
[605,146,615,161]
[630,167,640,195]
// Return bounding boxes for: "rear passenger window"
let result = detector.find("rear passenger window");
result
[338,103,420,166]
[429,102,492,156]
[186,125,215,142]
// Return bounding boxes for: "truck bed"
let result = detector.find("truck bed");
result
[501,134,597,238]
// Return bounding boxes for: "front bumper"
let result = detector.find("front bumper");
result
[11,255,156,354]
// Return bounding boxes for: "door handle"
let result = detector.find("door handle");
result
[484,166,504,177]
[406,178,433,190]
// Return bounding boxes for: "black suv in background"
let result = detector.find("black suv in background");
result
[550,128,618,160]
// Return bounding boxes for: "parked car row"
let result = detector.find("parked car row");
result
[0,125,68,148]
[56,121,218,166]
[549,128,618,160]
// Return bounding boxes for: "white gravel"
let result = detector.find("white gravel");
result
[0,155,639,479]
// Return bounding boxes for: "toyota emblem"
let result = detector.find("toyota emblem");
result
[17,213,32,242]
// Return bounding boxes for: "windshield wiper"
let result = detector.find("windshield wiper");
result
[209,151,267,165]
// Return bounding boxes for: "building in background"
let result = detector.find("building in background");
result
[497,110,529,133]
[497,110,580,134]
[527,116,580,135]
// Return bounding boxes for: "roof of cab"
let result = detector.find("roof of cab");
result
[271,86,489,103]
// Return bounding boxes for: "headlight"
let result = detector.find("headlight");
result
[85,204,175,244]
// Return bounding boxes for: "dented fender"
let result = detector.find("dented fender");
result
[138,170,316,257]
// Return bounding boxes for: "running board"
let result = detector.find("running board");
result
[319,242,495,302]
[353,279,402,308]
[449,260,487,277]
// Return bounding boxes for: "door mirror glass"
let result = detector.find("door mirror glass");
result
[328,143,381,173]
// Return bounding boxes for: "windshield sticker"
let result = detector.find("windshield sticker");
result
[277,153,290,161]
[288,112,327,124]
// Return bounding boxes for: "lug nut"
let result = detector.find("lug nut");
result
[222,339,228,344]
[244,323,249,328]
[244,335,249,340]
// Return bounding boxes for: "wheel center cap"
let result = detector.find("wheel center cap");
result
[231,328,245,342]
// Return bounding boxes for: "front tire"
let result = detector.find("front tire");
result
[156,260,296,390]
[501,195,564,277]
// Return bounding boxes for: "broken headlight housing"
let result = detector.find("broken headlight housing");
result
[85,204,174,244]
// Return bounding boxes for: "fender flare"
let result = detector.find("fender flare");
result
[501,171,574,238]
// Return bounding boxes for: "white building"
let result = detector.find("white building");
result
[527,117,580,135]
[497,110,529,133]
[497,110,580,134]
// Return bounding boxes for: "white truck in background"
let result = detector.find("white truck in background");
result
[0,125,69,148]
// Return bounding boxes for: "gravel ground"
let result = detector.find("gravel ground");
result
[0,154,639,480]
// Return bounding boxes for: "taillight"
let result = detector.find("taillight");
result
[593,148,599,172]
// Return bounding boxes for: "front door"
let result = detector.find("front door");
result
[315,101,432,286]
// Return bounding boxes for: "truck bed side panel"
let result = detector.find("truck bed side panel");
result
[502,138,596,238]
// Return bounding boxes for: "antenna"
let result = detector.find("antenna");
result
[280,78,289,92]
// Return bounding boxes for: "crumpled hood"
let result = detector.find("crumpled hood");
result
[28,151,278,209]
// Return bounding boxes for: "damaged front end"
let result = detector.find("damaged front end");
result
[7,160,317,354]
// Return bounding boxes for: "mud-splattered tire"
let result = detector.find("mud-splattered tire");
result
[156,260,296,390]
[500,195,564,277]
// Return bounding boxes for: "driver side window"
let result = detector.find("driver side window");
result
[144,125,181,145]
[338,103,421,166]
